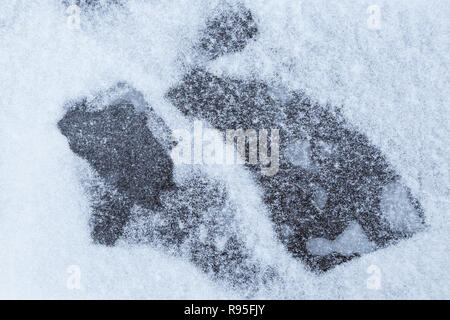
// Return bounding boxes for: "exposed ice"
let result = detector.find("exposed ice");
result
[0,0,448,299]
[167,67,426,271]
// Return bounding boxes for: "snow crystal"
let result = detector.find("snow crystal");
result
[0,0,448,299]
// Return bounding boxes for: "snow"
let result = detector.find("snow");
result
[0,0,449,299]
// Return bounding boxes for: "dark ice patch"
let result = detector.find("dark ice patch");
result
[58,85,274,291]
[166,68,425,272]
[58,102,175,210]
[58,99,175,245]
[199,6,258,60]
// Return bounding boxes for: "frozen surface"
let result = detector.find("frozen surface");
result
[0,0,449,299]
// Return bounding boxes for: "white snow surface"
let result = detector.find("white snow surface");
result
[306,222,376,257]
[0,0,449,299]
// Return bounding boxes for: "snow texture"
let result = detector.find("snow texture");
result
[0,0,449,299]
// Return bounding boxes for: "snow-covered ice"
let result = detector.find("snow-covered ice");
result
[0,0,448,299]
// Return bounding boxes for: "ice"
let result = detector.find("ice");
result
[198,3,258,60]
[0,0,449,299]
[166,66,426,271]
